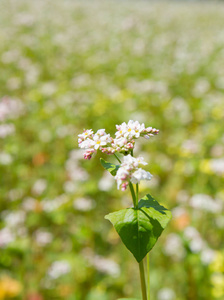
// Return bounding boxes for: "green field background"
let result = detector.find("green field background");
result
[0,1,224,299]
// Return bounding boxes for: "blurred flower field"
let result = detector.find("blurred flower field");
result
[0,0,224,299]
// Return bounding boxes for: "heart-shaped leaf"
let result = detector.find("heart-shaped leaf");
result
[105,194,172,262]
[100,158,120,176]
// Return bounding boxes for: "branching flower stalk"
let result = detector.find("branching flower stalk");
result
[78,120,172,300]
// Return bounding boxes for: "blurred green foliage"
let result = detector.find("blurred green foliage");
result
[0,1,224,300]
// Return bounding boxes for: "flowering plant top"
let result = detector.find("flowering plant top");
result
[78,120,158,191]
[78,120,159,158]
[78,120,171,266]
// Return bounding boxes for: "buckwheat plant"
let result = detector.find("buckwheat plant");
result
[78,120,172,300]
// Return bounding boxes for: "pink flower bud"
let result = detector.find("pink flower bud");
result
[127,143,134,149]
[121,182,128,191]
[83,149,95,160]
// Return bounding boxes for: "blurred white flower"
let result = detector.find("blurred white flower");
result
[158,288,176,300]
[8,188,24,201]
[0,97,24,121]
[63,181,76,193]
[164,233,185,260]
[0,152,13,165]
[184,226,200,240]
[39,129,52,143]
[215,216,224,229]
[91,256,120,277]
[42,194,69,212]
[68,167,89,182]
[34,229,53,246]
[73,197,95,212]
[65,152,89,181]
[1,50,20,64]
[172,207,187,218]
[22,197,37,211]
[98,171,114,191]
[0,227,15,248]
[3,211,26,228]
[48,261,71,279]
[41,82,57,96]
[184,226,205,253]
[32,179,47,196]
[69,149,84,161]
[181,139,200,154]
[0,124,15,138]
[210,145,224,157]
[189,194,223,213]
[15,13,35,26]
[176,190,189,204]
[201,248,215,265]
[7,77,21,90]
[56,125,75,138]
[210,158,224,176]
[82,248,120,277]
[189,238,205,253]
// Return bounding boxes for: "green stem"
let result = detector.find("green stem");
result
[113,153,121,163]
[129,182,137,208]
[139,260,147,300]
[147,253,150,300]
[136,183,139,203]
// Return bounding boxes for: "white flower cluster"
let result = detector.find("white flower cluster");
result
[78,120,159,160]
[115,155,152,191]
[78,129,113,160]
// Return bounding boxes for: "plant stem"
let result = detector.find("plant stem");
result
[136,183,139,203]
[113,153,121,163]
[147,253,150,300]
[129,182,137,208]
[139,260,147,300]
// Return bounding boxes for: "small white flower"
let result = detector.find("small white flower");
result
[93,133,111,150]
[114,155,152,190]
[127,120,145,138]
[79,138,95,149]
[95,129,106,136]
[78,129,94,143]
[78,128,112,159]
[115,122,128,138]
[115,120,159,141]
[131,168,152,184]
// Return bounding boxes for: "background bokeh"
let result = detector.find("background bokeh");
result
[0,1,224,299]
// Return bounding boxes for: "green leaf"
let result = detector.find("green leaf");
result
[100,158,120,176]
[105,194,172,262]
